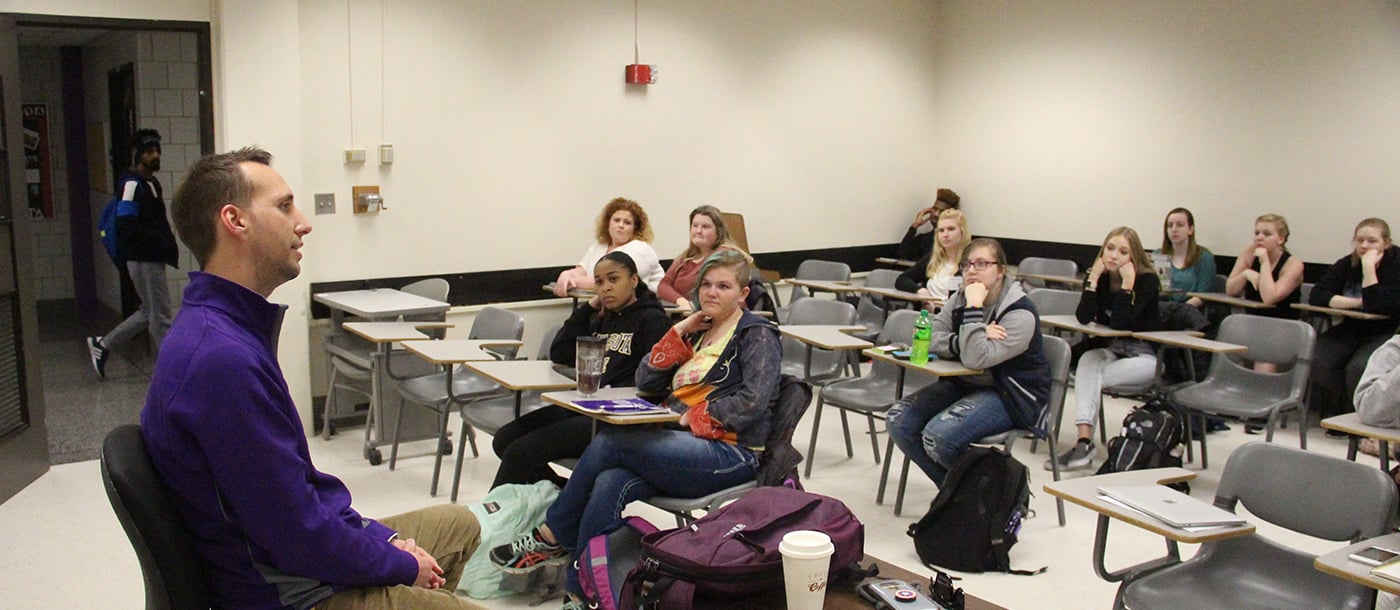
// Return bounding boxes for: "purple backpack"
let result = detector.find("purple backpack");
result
[622,486,864,610]
[579,516,660,610]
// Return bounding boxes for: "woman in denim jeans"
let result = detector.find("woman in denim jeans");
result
[490,250,781,610]
[888,238,1050,486]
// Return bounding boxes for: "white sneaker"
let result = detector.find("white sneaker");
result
[1045,441,1096,471]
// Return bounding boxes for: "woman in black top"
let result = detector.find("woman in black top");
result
[490,252,672,488]
[1225,213,1304,319]
[1308,218,1400,417]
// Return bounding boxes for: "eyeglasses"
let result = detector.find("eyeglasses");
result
[961,260,998,271]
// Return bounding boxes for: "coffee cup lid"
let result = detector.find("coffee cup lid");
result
[779,530,834,559]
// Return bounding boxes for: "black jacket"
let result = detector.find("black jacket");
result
[550,291,672,388]
[1309,245,1400,336]
[114,169,179,266]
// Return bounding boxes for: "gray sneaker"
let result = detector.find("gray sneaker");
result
[1046,441,1096,471]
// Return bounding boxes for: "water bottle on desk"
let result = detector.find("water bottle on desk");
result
[911,309,932,365]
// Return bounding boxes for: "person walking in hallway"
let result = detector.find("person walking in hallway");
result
[87,129,179,379]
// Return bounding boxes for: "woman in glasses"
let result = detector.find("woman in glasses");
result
[887,238,1050,487]
[1051,226,1162,472]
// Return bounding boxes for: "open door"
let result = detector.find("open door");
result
[0,15,50,504]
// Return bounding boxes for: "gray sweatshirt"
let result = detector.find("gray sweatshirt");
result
[1355,335,1400,428]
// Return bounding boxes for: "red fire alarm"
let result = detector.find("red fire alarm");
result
[625,64,656,84]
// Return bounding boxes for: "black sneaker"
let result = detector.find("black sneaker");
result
[1046,440,1096,471]
[87,336,110,380]
[489,528,567,573]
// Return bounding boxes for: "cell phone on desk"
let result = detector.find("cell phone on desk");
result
[1350,545,1400,566]
[859,579,943,610]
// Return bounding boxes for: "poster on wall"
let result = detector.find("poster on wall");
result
[22,103,53,220]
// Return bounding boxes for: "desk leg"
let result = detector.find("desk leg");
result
[362,344,389,465]
[876,369,907,506]
[1383,442,1392,473]
[1091,513,1181,585]
[803,346,813,381]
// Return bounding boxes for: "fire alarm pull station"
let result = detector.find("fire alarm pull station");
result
[625,64,656,84]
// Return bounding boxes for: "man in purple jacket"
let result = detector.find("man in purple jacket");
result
[140,147,484,609]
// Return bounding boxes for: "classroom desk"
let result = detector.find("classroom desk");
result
[541,387,681,427]
[398,338,525,498]
[786,278,859,298]
[1292,302,1390,333]
[1314,532,1400,596]
[1132,330,1245,383]
[1187,292,1274,315]
[734,554,1008,610]
[1039,314,1133,338]
[541,282,596,308]
[860,285,941,314]
[1043,468,1255,586]
[780,324,872,382]
[863,348,982,512]
[1016,271,1083,288]
[874,256,917,268]
[315,289,451,463]
[1321,413,1400,472]
[339,321,450,451]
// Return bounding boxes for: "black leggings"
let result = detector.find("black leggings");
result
[1311,324,1391,417]
[490,406,609,489]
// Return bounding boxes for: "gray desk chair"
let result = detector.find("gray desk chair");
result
[1027,287,1084,355]
[852,268,903,343]
[321,278,449,439]
[779,298,859,385]
[776,259,851,324]
[805,310,930,478]
[448,323,563,502]
[881,336,1072,524]
[1016,257,1078,289]
[647,376,812,526]
[1112,442,1394,610]
[1170,314,1314,469]
[391,306,525,497]
[101,425,212,610]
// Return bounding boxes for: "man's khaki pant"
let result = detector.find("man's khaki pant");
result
[318,504,486,610]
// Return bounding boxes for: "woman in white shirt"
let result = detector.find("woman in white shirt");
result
[554,197,664,296]
[895,209,970,304]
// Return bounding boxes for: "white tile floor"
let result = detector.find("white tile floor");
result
[0,386,1370,610]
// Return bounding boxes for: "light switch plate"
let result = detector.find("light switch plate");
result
[314,193,335,215]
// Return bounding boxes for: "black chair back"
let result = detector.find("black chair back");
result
[101,424,211,610]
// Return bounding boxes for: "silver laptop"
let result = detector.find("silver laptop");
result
[1096,484,1246,528]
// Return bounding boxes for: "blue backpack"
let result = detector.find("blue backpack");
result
[98,194,121,261]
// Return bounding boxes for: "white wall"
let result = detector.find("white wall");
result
[296,0,941,279]
[933,0,1400,263]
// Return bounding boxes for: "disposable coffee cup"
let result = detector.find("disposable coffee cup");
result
[779,530,834,610]
[575,336,606,397]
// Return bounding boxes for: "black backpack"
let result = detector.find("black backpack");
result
[907,447,1042,575]
[1095,394,1189,492]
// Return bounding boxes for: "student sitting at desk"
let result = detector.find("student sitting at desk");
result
[656,205,739,311]
[1309,218,1400,419]
[1355,334,1400,428]
[1157,207,1215,309]
[1225,213,1304,320]
[896,209,970,303]
[1053,227,1161,471]
[491,252,671,489]
[489,250,781,610]
[896,187,961,261]
[553,197,663,296]
[887,238,1049,486]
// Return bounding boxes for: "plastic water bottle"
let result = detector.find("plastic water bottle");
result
[911,309,932,365]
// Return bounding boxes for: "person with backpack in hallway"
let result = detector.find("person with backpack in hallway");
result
[87,128,179,379]
[887,238,1050,487]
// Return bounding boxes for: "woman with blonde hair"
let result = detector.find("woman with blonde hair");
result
[657,205,738,310]
[895,209,970,303]
[553,197,664,296]
[1224,213,1304,319]
[1051,226,1161,471]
